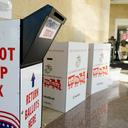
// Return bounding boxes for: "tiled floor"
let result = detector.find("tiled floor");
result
[43,69,128,128]
[43,107,63,127]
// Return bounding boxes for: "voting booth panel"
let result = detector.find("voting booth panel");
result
[43,42,88,112]
[0,4,66,128]
[87,43,111,96]
[0,20,20,128]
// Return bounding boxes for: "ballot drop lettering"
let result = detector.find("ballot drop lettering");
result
[0,47,15,97]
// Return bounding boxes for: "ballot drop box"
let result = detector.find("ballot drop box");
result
[43,42,88,112]
[0,5,66,128]
[87,43,111,96]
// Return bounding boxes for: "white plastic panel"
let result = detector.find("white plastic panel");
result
[0,0,12,19]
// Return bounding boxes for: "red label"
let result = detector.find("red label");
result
[0,85,3,97]
[25,100,39,120]
[0,47,15,61]
[93,65,108,77]
[0,66,8,79]
[26,88,39,105]
[44,78,62,91]
[28,114,36,128]
[0,47,15,98]
[68,71,86,89]
[43,29,54,38]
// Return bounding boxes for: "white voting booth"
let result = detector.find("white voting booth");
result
[87,43,111,96]
[43,42,88,112]
[0,5,66,128]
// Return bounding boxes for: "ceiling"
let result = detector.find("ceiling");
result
[111,0,128,4]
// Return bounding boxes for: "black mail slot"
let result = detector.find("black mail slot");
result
[20,4,66,68]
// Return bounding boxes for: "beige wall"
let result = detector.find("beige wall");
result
[109,4,128,38]
[12,0,110,43]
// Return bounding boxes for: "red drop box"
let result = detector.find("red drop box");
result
[0,5,66,128]
[87,43,111,96]
[43,42,88,112]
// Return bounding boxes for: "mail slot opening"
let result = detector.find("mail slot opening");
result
[47,58,53,60]
[54,12,64,21]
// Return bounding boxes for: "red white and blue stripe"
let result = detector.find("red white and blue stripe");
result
[0,111,20,128]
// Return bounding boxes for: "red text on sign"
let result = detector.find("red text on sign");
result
[0,47,15,98]
[28,114,36,128]
[25,99,39,120]
[0,85,3,97]
[0,47,15,61]
[68,71,86,89]
[0,66,8,79]
[26,88,39,105]
[43,29,54,38]
[44,78,62,91]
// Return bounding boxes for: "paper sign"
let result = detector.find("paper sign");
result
[39,17,61,39]
[21,64,42,128]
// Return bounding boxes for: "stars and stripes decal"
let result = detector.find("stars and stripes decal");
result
[0,111,20,128]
